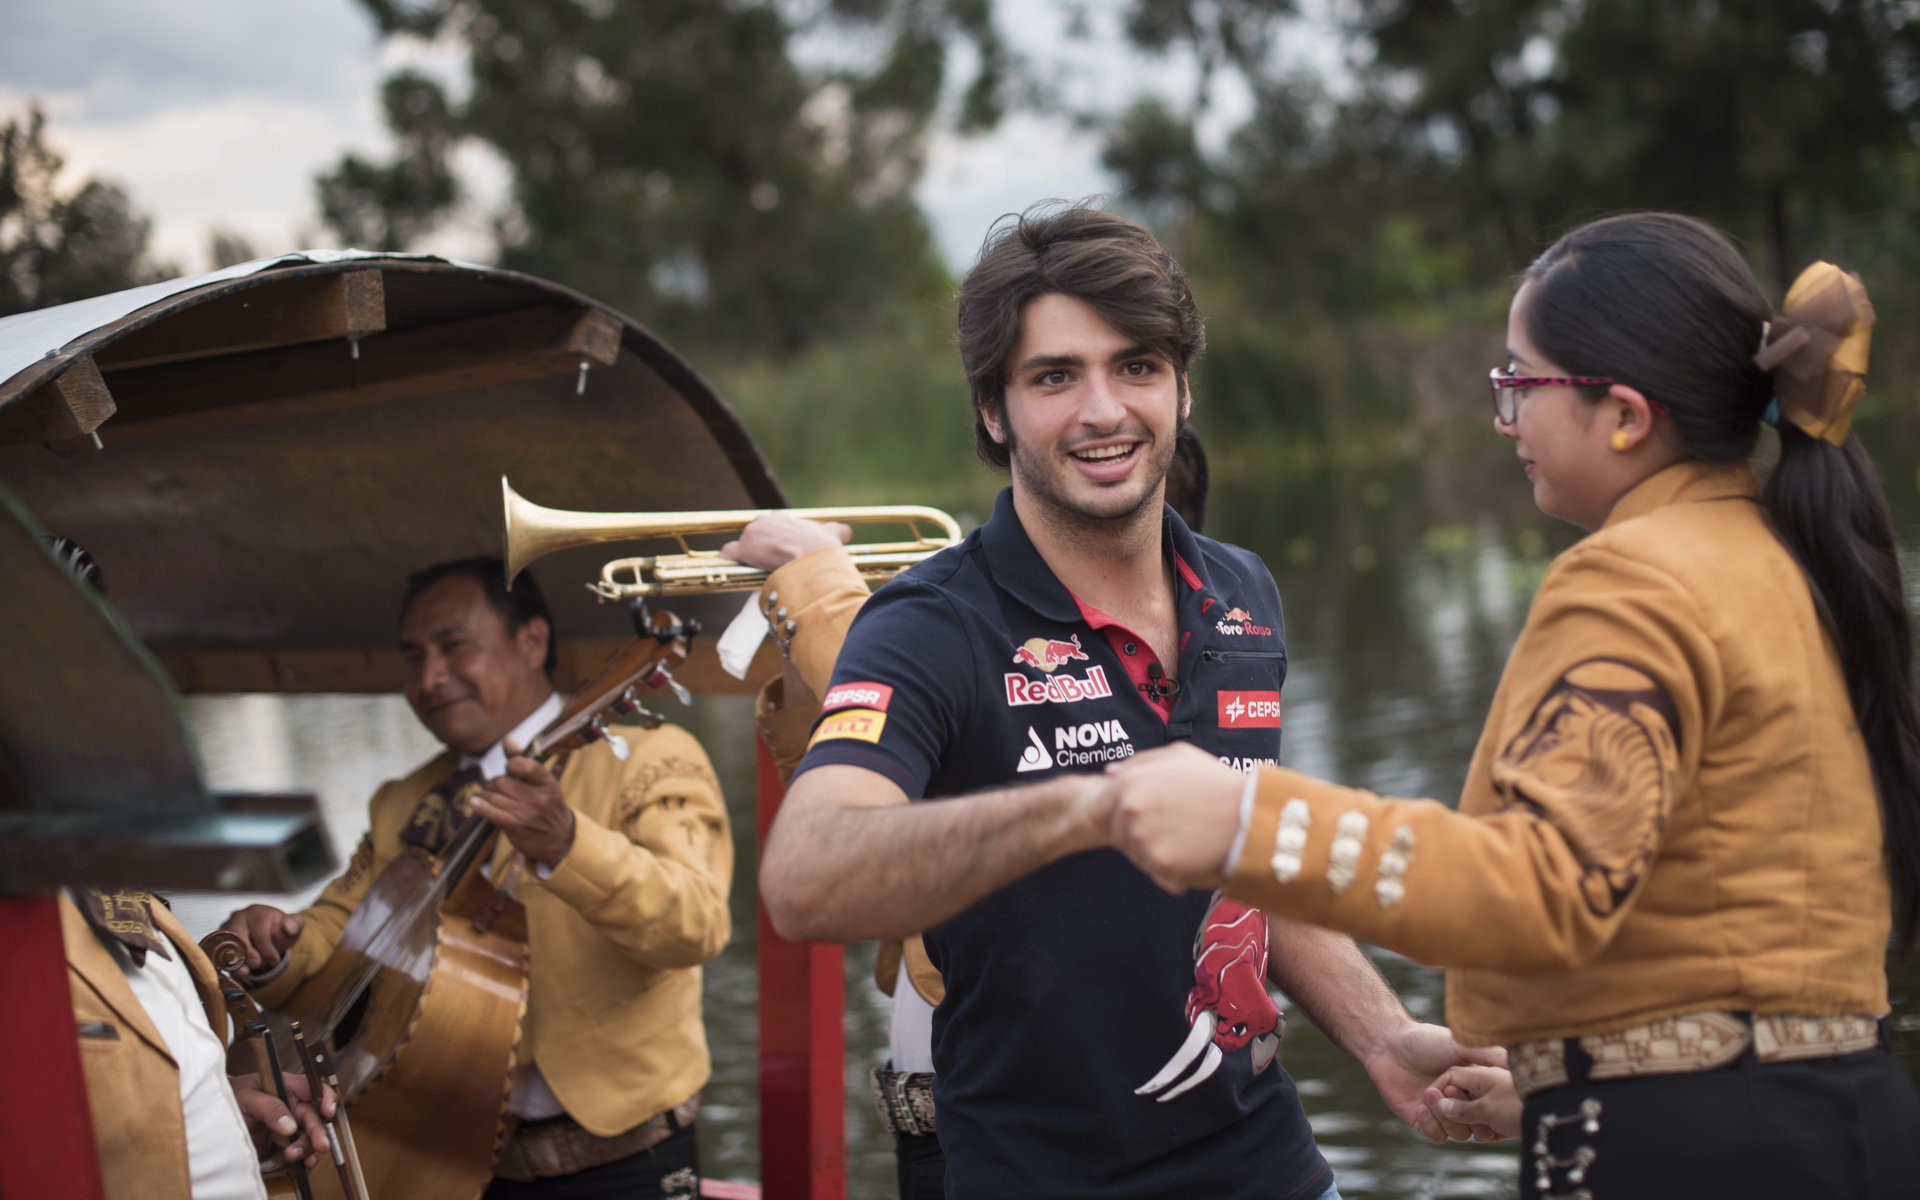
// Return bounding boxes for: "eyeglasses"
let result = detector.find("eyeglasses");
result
[1488,366,1616,424]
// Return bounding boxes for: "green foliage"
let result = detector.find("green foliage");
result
[706,294,1005,515]
[0,105,170,317]
[321,0,1009,361]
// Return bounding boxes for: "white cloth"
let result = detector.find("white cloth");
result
[459,692,571,1120]
[460,692,563,783]
[888,958,937,1074]
[717,591,771,680]
[113,941,267,1200]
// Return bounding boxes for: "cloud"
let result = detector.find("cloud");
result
[1,0,382,121]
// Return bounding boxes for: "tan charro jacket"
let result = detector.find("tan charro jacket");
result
[753,547,944,1005]
[251,723,732,1136]
[1226,460,1889,1046]
[63,891,232,1200]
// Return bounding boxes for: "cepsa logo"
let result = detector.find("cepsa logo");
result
[1011,634,1088,673]
[820,681,893,714]
[1218,690,1281,729]
[1215,606,1275,637]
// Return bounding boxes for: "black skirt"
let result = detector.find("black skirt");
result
[1521,1044,1920,1199]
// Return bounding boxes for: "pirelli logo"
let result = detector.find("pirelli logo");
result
[1218,690,1282,728]
[810,707,887,746]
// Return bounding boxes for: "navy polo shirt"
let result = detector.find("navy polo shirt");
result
[796,488,1329,1200]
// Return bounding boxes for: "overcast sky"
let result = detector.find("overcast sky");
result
[1,0,1217,277]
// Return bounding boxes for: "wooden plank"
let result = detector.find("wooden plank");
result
[95,271,388,371]
[0,357,116,447]
[45,306,623,450]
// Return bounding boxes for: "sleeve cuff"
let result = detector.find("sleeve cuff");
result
[542,812,631,907]
[1221,770,1258,875]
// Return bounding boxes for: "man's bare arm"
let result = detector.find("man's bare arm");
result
[1268,920,1505,1141]
[760,763,1110,941]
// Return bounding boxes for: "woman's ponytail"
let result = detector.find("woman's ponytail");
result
[1765,426,1920,957]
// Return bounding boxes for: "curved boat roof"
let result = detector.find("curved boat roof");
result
[0,251,787,695]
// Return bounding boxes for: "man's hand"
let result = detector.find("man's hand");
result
[1416,1064,1521,1143]
[472,741,575,866]
[231,1070,334,1169]
[1365,1022,1509,1144]
[719,513,852,573]
[219,906,305,980]
[1104,742,1244,892]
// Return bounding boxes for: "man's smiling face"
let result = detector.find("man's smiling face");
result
[399,574,550,757]
[987,291,1186,527]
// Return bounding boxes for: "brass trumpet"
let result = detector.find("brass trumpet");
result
[502,477,963,600]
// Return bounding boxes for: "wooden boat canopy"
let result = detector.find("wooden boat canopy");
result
[0,251,787,696]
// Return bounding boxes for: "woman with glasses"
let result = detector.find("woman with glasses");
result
[1099,211,1920,1198]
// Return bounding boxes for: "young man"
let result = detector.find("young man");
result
[221,558,732,1200]
[759,203,1497,1197]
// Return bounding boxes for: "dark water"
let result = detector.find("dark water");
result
[169,424,1920,1199]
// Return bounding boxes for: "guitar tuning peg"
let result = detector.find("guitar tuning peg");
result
[606,731,630,761]
[667,675,691,706]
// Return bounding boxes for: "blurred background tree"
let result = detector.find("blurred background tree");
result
[316,0,1014,359]
[0,105,171,317]
[7,1,1920,495]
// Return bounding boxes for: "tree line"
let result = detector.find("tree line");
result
[7,0,1919,497]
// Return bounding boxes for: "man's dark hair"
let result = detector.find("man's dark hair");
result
[401,556,557,675]
[956,201,1206,469]
[1165,426,1209,533]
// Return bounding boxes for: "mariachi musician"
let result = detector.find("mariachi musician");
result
[46,536,334,1199]
[221,557,732,1200]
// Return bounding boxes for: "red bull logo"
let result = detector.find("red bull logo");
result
[1011,634,1090,673]
[1136,895,1281,1103]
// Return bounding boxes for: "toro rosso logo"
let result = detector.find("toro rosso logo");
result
[1012,634,1089,673]
[1215,606,1275,637]
[1136,895,1282,1103]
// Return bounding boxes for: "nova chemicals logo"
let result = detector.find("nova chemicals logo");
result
[1218,690,1282,728]
[1016,727,1054,773]
[1015,719,1135,770]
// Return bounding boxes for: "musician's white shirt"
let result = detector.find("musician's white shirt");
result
[462,691,570,1120]
[111,937,268,1200]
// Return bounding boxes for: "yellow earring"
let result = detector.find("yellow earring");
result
[1611,429,1631,451]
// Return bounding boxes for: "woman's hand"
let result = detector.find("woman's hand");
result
[1104,742,1246,892]
[1417,1064,1522,1143]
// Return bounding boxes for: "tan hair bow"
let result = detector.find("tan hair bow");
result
[1752,262,1875,447]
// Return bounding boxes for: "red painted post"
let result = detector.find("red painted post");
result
[0,892,104,1200]
[755,737,845,1200]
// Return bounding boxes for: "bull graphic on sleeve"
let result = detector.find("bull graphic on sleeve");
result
[1136,894,1283,1102]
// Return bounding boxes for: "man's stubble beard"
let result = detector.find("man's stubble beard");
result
[1005,420,1181,543]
